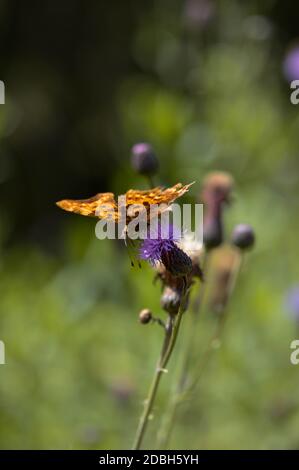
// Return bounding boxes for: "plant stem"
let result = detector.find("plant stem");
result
[157,249,243,448]
[132,298,186,450]
[147,175,156,188]
[157,254,209,448]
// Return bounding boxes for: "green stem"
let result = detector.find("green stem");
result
[132,299,186,450]
[147,175,156,188]
[157,250,243,448]
[157,255,209,449]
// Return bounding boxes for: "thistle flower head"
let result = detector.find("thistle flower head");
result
[139,222,179,263]
[139,221,192,277]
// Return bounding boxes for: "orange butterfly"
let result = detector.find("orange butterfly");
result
[56,183,194,223]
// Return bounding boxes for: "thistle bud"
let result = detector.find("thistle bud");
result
[161,286,181,315]
[131,142,159,176]
[231,224,255,250]
[138,308,152,324]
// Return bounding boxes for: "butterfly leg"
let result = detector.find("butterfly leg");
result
[125,236,141,268]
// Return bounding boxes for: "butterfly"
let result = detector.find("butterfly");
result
[56,183,194,223]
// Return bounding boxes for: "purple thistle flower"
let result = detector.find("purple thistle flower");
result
[139,222,179,264]
[139,222,192,277]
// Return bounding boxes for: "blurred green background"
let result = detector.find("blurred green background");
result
[0,0,299,449]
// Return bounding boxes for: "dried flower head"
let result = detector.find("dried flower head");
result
[176,233,204,282]
[131,142,159,176]
[178,233,203,263]
[201,172,234,250]
[201,172,234,205]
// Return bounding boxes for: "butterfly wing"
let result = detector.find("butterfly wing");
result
[56,183,194,221]
[56,192,118,220]
[125,182,194,208]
